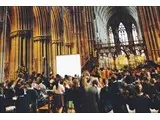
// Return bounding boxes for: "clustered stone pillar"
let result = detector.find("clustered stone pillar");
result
[112,28,121,52]
[72,6,96,66]
[0,6,102,80]
[126,24,136,55]
[33,36,50,76]
[84,6,95,55]
[9,30,31,80]
[0,6,7,82]
[138,6,160,62]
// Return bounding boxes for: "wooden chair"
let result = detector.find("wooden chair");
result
[36,95,53,113]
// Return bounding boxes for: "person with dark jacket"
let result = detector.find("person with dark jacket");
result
[109,81,128,113]
[3,82,15,107]
[26,83,39,113]
[99,78,112,113]
[130,84,152,113]
[124,73,135,84]
[74,77,89,113]
[0,85,5,112]
[0,95,5,112]
[63,80,71,113]
[72,79,84,113]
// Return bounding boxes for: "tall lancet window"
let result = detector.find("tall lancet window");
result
[132,23,138,44]
[118,22,129,45]
[109,27,115,46]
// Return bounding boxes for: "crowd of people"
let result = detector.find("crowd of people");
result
[0,65,160,113]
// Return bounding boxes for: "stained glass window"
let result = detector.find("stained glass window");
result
[118,22,129,45]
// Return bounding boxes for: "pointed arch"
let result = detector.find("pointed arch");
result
[50,6,61,40]
[33,6,50,36]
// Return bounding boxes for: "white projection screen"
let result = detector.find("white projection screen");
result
[56,54,81,77]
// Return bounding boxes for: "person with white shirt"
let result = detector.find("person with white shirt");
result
[52,79,65,113]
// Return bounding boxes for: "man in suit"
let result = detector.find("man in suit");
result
[124,72,135,84]
[109,74,129,113]
[86,79,100,113]
[130,84,152,113]
[99,78,112,113]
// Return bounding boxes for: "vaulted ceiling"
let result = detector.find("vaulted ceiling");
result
[94,6,142,41]
[94,6,138,25]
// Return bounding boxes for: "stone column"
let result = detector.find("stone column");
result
[9,31,20,80]
[0,6,7,82]
[9,30,31,80]
[112,29,121,53]
[51,40,56,76]
[33,36,50,75]
[126,24,136,55]
[51,40,62,75]
[84,7,94,59]
[137,7,159,61]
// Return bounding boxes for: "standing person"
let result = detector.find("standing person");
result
[0,84,5,112]
[105,68,111,79]
[130,84,152,113]
[63,80,71,113]
[72,78,84,113]
[109,75,129,113]
[86,80,100,113]
[35,77,48,99]
[52,79,65,113]
[99,78,112,113]
[94,66,101,79]
[154,76,160,112]
[124,72,135,84]
[78,77,90,113]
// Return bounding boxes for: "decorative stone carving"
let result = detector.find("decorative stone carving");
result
[33,35,51,41]
[9,30,32,38]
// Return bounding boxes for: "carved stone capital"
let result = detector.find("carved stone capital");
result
[33,35,51,42]
[9,29,32,38]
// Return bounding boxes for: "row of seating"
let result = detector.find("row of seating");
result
[0,90,54,113]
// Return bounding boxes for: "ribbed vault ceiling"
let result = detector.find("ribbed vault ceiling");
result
[94,6,138,25]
